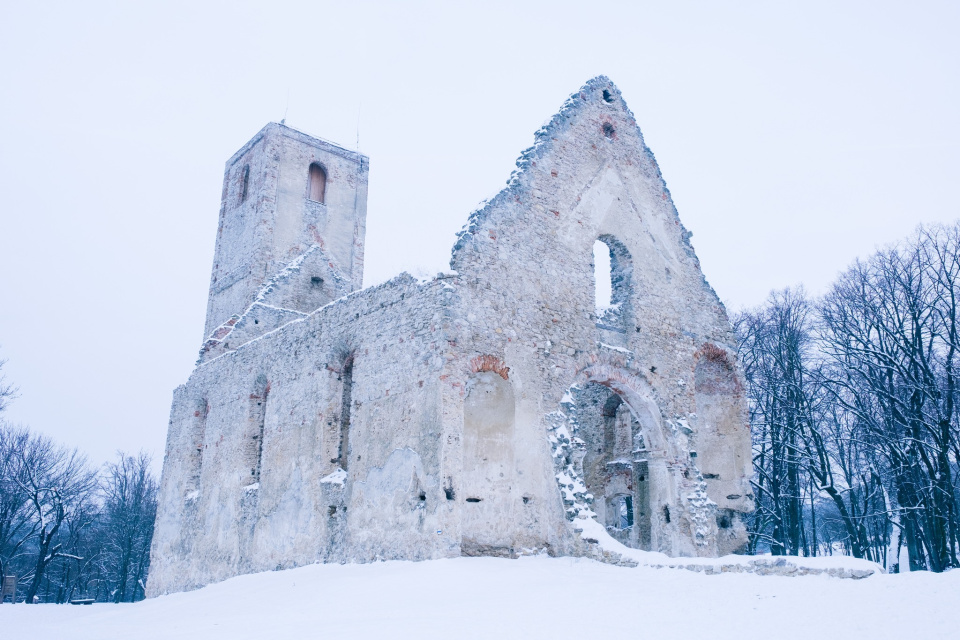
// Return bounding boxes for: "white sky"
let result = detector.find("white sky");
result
[1,1,957,471]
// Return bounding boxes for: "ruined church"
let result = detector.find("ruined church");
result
[147,77,753,595]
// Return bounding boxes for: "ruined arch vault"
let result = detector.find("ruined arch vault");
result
[147,77,753,596]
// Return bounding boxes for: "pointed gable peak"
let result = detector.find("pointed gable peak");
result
[452,76,650,261]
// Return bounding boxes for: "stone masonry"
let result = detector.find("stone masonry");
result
[147,77,753,596]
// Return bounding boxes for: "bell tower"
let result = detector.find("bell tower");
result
[203,123,369,339]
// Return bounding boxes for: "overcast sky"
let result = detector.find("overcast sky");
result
[1,1,957,471]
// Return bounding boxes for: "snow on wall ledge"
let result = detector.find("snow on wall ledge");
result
[148,77,755,596]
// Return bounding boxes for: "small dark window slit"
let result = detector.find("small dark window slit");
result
[466,497,482,503]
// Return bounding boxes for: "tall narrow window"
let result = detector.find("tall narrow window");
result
[593,240,613,311]
[309,163,327,204]
[337,358,354,469]
[245,375,269,484]
[594,235,634,348]
[239,164,250,203]
[186,398,208,496]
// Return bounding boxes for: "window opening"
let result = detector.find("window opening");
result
[309,163,327,203]
[336,358,354,469]
[186,398,208,495]
[593,240,613,312]
[246,375,269,483]
[239,164,250,203]
[617,495,634,529]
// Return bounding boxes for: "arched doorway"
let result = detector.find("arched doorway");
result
[551,359,680,554]
[571,382,656,550]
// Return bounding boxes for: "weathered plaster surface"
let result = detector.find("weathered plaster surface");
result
[148,77,753,596]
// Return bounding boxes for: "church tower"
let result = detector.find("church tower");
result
[203,123,369,339]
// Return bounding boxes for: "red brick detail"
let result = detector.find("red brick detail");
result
[694,343,735,370]
[470,355,510,380]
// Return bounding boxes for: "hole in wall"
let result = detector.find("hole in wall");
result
[703,473,720,480]
[610,495,633,529]
[444,486,455,500]
[593,240,613,312]
[663,505,671,524]
[466,497,482,503]
[311,276,324,286]
[239,164,250,203]
[602,122,615,138]
[308,163,326,203]
[602,89,614,103]
[328,506,337,516]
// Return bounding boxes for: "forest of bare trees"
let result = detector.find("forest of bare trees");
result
[0,364,157,603]
[737,223,960,572]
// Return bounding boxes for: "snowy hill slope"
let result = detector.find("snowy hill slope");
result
[5,556,959,639]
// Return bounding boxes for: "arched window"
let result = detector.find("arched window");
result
[239,164,250,203]
[594,235,634,347]
[308,163,327,203]
[593,240,613,311]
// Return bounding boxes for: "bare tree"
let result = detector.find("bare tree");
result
[0,425,36,582]
[100,451,157,602]
[13,431,96,602]
[0,354,18,414]
[820,228,960,571]
[739,223,960,572]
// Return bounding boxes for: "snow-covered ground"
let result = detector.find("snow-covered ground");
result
[4,556,958,639]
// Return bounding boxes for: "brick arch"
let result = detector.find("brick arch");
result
[573,354,670,456]
[555,354,684,555]
[693,343,743,397]
[694,342,735,368]
[469,354,509,380]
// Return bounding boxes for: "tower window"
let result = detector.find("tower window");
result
[239,164,250,203]
[308,163,327,204]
